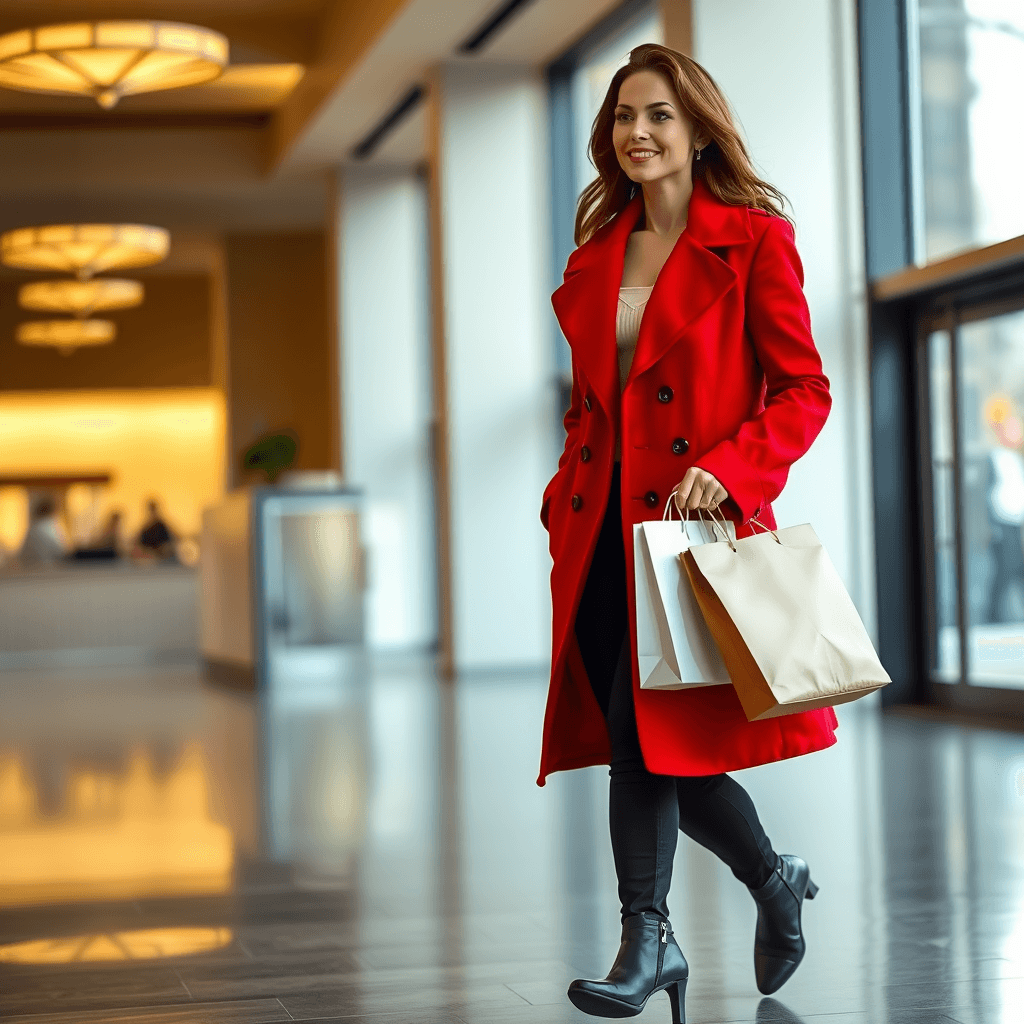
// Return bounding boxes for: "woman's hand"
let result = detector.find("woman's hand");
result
[673,467,728,513]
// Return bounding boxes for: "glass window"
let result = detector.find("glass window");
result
[958,309,1024,686]
[928,309,1024,689]
[913,0,1024,262]
[570,10,663,200]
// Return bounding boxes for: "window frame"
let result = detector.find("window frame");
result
[859,0,1024,720]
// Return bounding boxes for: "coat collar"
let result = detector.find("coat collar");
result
[552,178,751,417]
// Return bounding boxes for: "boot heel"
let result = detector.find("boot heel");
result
[667,978,686,1023]
[806,878,819,900]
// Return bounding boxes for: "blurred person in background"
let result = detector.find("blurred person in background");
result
[18,494,70,566]
[985,409,1024,623]
[134,498,176,561]
[539,45,833,1022]
[85,509,125,559]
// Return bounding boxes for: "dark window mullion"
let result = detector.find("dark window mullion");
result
[948,308,970,690]
[915,315,940,686]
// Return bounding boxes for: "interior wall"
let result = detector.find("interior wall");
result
[338,167,435,651]
[0,276,212,391]
[693,0,876,638]
[432,61,556,671]
[223,231,336,486]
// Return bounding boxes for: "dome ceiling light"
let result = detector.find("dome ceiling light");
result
[0,21,228,109]
[16,319,116,356]
[18,278,144,317]
[1,224,169,279]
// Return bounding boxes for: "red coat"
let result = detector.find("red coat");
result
[537,179,838,787]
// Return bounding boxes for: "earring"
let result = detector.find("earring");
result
[695,146,702,161]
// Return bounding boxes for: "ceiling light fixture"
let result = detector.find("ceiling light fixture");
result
[16,319,116,356]
[19,278,144,317]
[0,21,228,109]
[1,224,169,279]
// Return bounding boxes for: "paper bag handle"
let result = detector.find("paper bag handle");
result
[695,504,738,551]
[662,493,718,543]
[748,513,782,544]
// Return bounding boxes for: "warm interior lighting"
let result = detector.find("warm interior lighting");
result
[0,22,228,109]
[0,744,234,907]
[0,388,227,550]
[18,279,143,317]
[1,224,169,279]
[16,319,115,355]
[0,927,233,964]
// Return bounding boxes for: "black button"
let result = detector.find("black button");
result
[644,490,658,508]
[658,386,674,403]
[580,445,591,463]
[584,396,592,412]
[671,437,689,455]
[571,494,582,511]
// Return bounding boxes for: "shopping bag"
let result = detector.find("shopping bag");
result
[681,518,890,719]
[633,499,736,690]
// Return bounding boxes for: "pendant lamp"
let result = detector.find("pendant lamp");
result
[1,224,169,279]
[0,22,228,109]
[17,319,115,356]
[19,278,144,317]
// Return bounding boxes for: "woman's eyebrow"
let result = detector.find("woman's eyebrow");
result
[614,100,674,111]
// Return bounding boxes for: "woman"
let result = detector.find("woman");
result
[538,45,837,1022]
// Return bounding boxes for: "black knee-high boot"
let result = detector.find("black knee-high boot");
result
[568,641,689,1021]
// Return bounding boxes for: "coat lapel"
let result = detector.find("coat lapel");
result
[626,181,751,386]
[551,180,754,409]
[551,194,642,418]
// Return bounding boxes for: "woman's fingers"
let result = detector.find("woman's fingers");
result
[673,468,729,511]
[685,478,706,510]
[708,483,728,509]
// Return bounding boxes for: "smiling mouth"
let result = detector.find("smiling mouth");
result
[627,150,659,161]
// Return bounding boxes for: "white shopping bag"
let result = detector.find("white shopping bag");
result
[633,500,735,690]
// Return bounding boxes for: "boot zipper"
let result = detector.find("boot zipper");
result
[656,920,668,982]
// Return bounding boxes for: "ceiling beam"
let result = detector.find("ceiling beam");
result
[269,0,410,171]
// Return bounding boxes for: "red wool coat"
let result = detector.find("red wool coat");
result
[537,179,838,787]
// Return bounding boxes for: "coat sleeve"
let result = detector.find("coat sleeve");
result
[695,217,831,522]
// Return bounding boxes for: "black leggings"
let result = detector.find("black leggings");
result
[574,465,777,922]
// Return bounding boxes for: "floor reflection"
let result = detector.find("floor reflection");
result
[0,661,1021,1023]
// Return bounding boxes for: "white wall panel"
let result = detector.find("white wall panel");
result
[339,168,435,650]
[434,62,555,670]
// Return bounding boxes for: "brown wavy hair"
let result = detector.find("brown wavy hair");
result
[575,43,791,245]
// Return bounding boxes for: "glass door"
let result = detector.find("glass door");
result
[924,304,1024,692]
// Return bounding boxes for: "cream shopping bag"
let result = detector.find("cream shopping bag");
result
[681,518,890,719]
[634,498,736,690]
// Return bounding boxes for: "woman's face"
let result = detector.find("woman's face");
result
[612,70,697,185]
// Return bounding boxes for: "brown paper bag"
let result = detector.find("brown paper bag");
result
[681,523,890,720]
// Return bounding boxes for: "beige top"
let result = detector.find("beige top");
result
[617,285,653,391]
[614,285,653,460]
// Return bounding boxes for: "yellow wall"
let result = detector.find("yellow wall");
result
[0,389,226,552]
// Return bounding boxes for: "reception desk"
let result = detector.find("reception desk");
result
[0,561,199,669]
[200,485,365,690]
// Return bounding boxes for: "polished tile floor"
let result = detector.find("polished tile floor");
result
[0,655,1023,1023]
